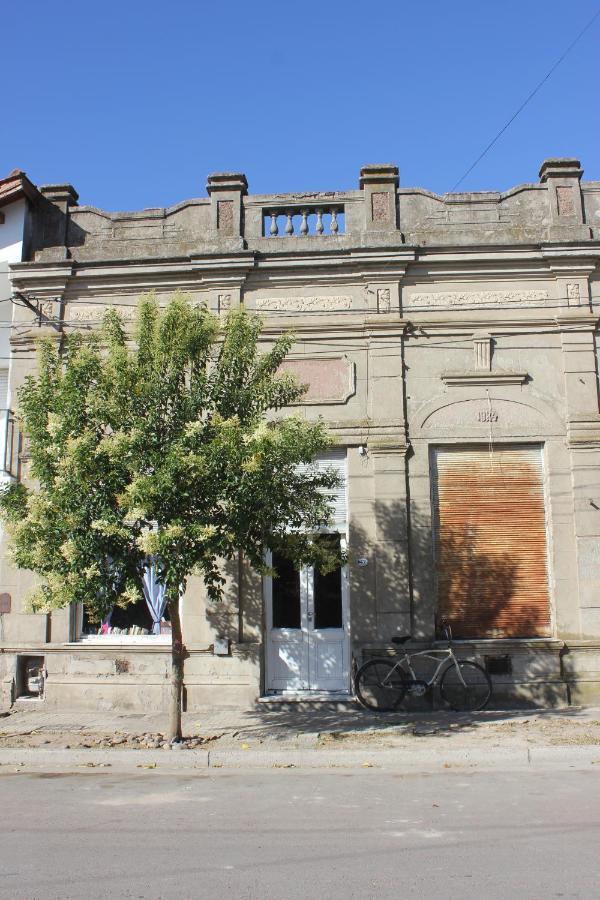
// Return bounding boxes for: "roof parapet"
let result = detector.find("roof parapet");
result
[206,173,248,196]
[539,158,583,183]
[359,164,399,190]
[359,164,400,235]
[39,184,79,206]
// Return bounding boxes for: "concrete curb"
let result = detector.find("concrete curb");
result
[208,746,600,769]
[1,745,599,771]
[0,748,209,768]
[207,747,530,769]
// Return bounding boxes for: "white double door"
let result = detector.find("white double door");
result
[265,540,350,694]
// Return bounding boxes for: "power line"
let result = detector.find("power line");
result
[451,7,600,192]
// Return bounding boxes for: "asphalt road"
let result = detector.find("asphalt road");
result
[0,767,598,899]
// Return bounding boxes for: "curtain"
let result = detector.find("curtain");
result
[141,560,168,634]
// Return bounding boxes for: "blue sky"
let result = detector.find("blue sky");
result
[3,0,599,210]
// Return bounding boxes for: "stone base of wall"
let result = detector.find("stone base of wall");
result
[0,643,262,712]
[362,640,600,710]
[561,641,600,706]
[3,640,600,713]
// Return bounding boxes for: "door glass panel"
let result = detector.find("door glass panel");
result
[314,535,343,629]
[272,552,301,629]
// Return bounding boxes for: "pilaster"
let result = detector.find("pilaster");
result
[539,158,591,241]
[368,444,411,639]
[34,184,79,262]
[206,172,248,250]
[359,164,401,237]
[555,310,600,638]
[366,325,407,434]
[556,312,600,444]
[542,244,597,310]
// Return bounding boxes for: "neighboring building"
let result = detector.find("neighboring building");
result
[1,158,600,710]
[0,171,40,481]
[0,172,43,685]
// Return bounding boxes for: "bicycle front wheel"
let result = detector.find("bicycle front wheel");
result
[440,660,492,712]
[354,658,406,712]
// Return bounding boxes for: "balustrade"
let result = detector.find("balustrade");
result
[264,206,344,237]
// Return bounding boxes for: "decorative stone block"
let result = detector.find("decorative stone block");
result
[279,357,355,404]
[217,200,234,235]
[556,186,576,217]
[67,304,136,322]
[371,192,389,223]
[255,296,352,312]
[377,288,391,312]
[473,333,493,370]
[407,289,548,309]
[218,293,231,314]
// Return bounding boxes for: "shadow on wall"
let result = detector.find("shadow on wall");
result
[199,499,566,713]
[29,195,88,260]
[203,554,262,670]
[349,499,550,642]
[435,527,552,640]
[347,500,566,710]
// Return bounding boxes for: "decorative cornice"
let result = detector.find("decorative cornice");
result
[541,243,600,260]
[441,371,528,387]
[188,252,256,273]
[567,415,600,448]
[406,315,600,334]
[326,421,407,448]
[367,440,409,456]
[555,313,600,330]
[10,261,73,297]
[259,318,408,340]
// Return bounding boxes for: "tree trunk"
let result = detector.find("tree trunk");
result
[168,598,184,742]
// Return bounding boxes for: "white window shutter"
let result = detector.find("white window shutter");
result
[0,370,8,409]
[297,450,347,530]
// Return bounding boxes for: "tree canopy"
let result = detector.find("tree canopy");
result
[0,292,341,621]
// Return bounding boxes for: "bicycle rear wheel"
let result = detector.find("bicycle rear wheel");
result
[440,660,492,711]
[354,658,406,711]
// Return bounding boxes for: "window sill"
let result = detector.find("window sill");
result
[74,635,172,645]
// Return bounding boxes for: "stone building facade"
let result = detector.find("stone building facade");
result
[2,157,600,710]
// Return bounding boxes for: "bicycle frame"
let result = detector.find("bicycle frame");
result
[387,646,468,689]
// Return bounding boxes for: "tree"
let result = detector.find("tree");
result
[0,293,341,739]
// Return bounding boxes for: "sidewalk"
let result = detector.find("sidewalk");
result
[1,702,600,770]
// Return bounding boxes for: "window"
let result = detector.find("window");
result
[81,596,171,638]
[272,552,301,629]
[314,534,343,630]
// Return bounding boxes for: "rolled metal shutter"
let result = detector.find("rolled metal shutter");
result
[432,445,551,638]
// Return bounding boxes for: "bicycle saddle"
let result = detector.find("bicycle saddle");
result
[391,634,412,645]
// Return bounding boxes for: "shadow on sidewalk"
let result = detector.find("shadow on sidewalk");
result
[198,703,589,742]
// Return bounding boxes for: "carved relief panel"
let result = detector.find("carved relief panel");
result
[279,357,356,404]
[415,397,556,438]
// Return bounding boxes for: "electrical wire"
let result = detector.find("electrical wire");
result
[18,297,600,316]
[451,7,600,192]
[28,299,600,322]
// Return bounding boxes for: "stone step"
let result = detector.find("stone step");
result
[257,693,359,712]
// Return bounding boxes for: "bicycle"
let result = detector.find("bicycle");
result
[354,623,492,712]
